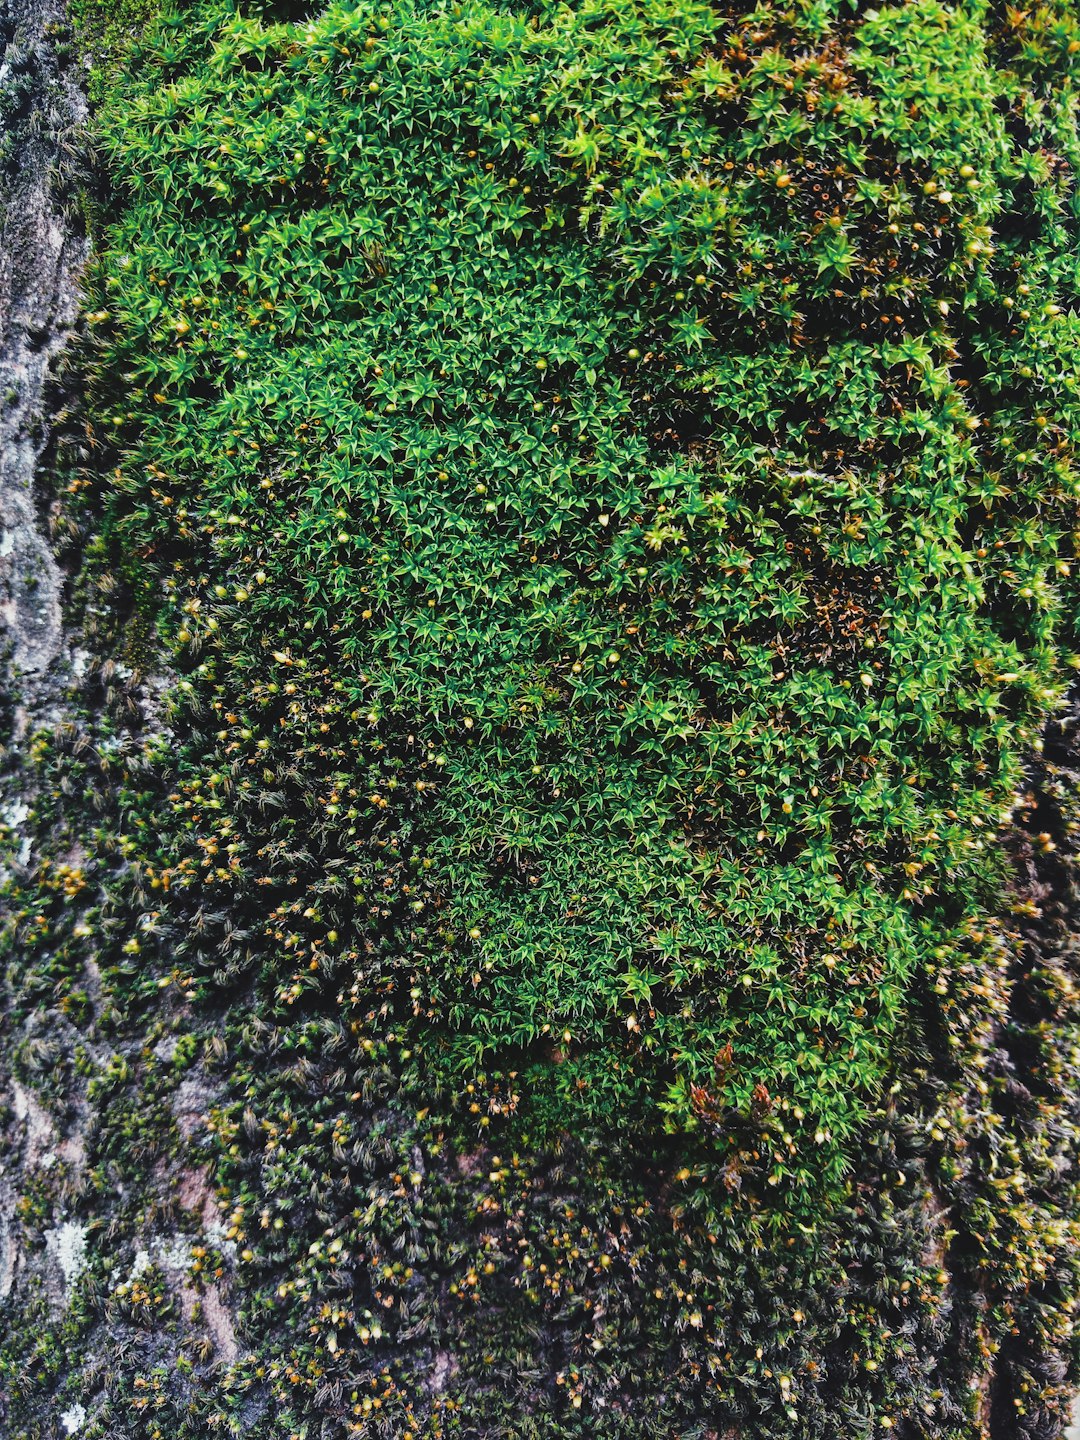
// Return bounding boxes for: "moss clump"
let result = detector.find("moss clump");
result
[67,0,164,108]
[85,0,1080,1191]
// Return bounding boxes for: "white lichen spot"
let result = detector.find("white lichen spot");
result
[3,799,29,828]
[46,1220,88,1293]
[60,1402,86,1435]
[205,1216,238,1261]
[157,1234,192,1272]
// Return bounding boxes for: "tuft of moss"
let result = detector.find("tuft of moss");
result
[82,0,1080,1192]
[68,0,164,108]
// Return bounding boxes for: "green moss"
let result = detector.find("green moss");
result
[5,0,1080,1434]
[68,0,164,108]
[81,0,1080,1193]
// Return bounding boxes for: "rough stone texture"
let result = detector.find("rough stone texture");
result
[0,0,88,1331]
[0,15,249,1430]
[0,0,84,708]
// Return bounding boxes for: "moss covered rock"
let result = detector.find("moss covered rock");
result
[5,0,1080,1436]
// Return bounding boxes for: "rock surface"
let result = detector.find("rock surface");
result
[0,0,88,1319]
[0,0,84,709]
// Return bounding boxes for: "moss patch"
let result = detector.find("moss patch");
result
[5,0,1080,1435]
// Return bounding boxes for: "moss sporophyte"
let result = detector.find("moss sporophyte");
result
[7,0,1080,1434]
